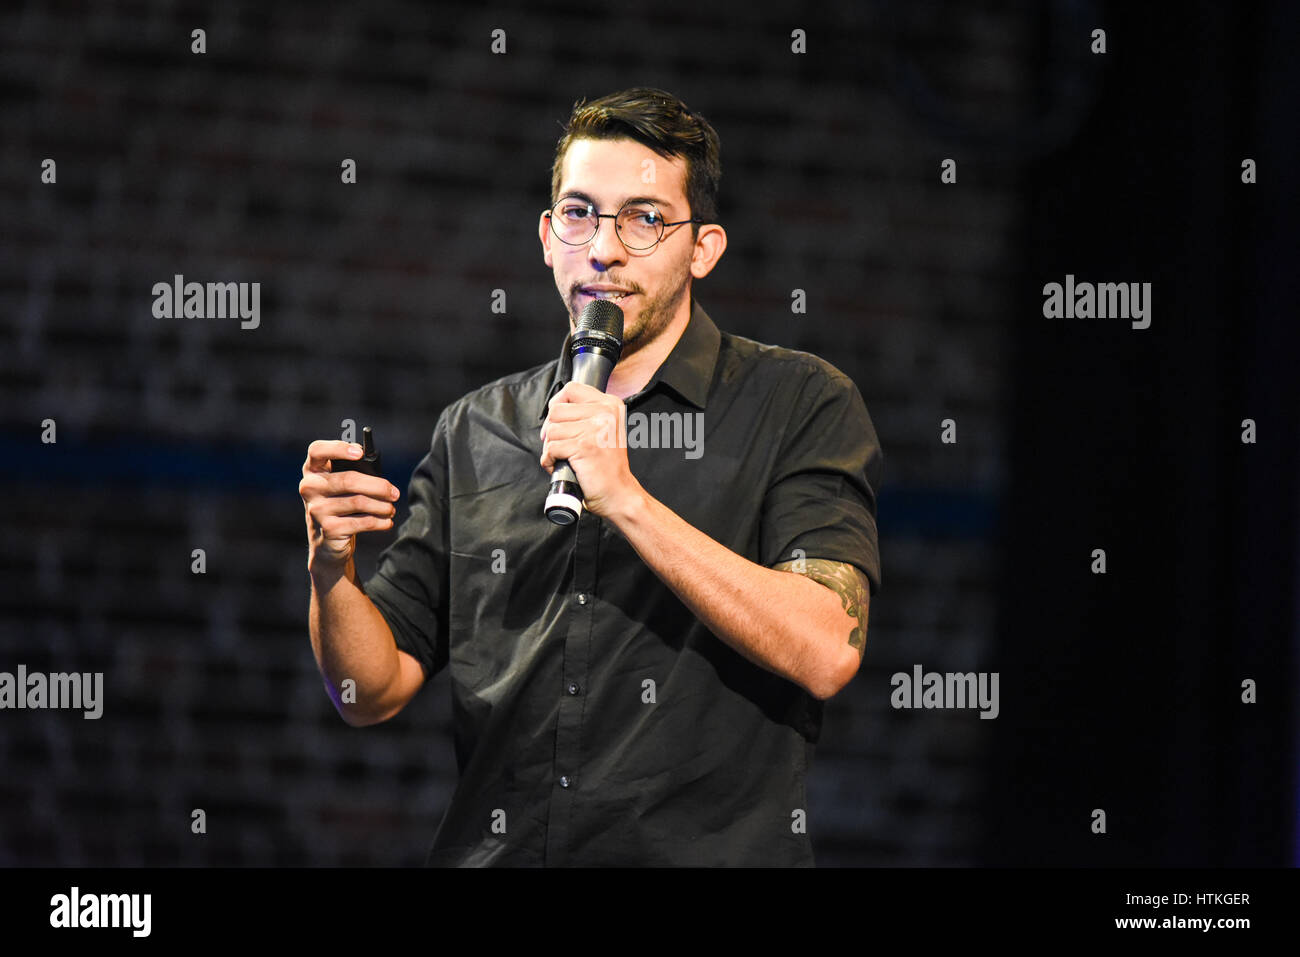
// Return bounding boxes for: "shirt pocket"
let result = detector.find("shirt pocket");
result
[445,478,573,693]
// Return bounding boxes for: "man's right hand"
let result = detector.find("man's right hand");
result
[299,440,401,568]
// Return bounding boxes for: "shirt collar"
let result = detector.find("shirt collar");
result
[538,298,722,423]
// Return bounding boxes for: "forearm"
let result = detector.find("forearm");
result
[308,556,407,725]
[607,484,861,700]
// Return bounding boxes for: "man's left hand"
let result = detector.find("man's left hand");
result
[540,381,642,519]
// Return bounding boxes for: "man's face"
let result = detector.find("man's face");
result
[541,137,697,357]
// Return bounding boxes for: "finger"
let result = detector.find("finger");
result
[323,470,400,500]
[304,439,363,473]
[539,420,584,445]
[300,474,399,514]
[313,514,396,539]
[549,381,606,406]
[299,472,329,503]
[544,399,616,423]
[543,413,624,456]
[311,493,399,521]
[541,437,583,469]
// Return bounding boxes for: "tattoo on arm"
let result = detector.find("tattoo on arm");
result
[773,558,870,658]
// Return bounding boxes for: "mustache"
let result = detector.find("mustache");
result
[568,279,645,297]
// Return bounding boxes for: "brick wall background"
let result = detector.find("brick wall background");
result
[1,0,1293,867]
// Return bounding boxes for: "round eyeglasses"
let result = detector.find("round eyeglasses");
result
[546,198,704,250]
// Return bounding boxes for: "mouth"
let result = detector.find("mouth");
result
[578,286,636,305]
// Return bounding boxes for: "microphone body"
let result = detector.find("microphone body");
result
[544,300,624,525]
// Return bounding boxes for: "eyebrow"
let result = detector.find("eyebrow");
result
[558,190,676,211]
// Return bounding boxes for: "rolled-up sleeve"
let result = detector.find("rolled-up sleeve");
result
[760,367,883,596]
[362,411,451,678]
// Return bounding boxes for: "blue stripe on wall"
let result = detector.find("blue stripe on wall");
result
[6,433,999,540]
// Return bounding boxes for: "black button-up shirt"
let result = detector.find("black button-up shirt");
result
[363,300,882,866]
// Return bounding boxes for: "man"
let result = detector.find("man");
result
[299,88,882,865]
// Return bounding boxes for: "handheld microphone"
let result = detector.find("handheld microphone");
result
[544,299,624,525]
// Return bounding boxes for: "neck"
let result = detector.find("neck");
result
[605,300,693,400]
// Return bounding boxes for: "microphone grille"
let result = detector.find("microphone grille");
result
[575,298,625,343]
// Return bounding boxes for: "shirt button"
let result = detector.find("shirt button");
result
[576,593,588,605]
[567,682,580,696]
[559,775,571,788]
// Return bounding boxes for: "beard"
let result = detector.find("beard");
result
[564,256,692,359]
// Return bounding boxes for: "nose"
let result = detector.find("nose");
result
[587,216,628,272]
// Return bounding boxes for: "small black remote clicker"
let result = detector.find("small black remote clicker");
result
[331,426,383,476]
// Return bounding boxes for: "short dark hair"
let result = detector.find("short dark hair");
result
[550,87,721,229]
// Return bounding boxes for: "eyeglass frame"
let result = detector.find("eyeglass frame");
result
[544,197,707,251]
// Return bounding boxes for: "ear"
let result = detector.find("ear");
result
[539,210,555,268]
[689,223,727,280]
